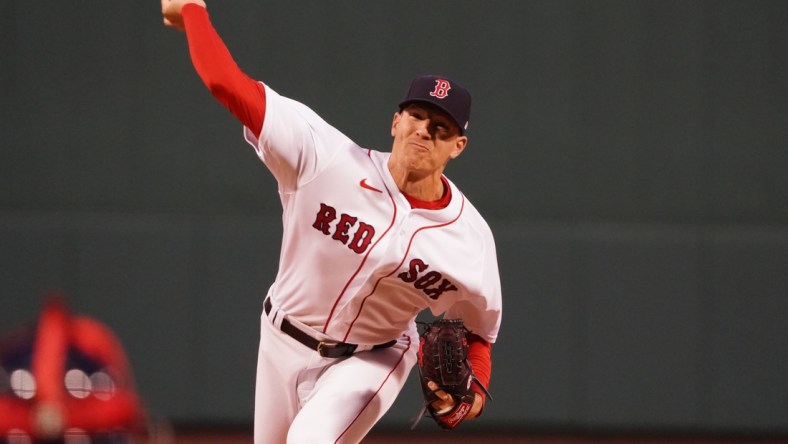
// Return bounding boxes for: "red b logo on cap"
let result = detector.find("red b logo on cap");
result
[429,79,451,99]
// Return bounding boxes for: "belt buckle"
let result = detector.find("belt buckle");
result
[317,341,337,358]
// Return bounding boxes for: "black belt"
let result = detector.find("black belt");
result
[264,298,396,358]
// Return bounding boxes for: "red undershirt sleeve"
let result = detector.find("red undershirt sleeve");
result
[181,4,266,135]
[467,333,492,411]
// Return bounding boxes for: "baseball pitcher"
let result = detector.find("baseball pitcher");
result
[161,1,503,442]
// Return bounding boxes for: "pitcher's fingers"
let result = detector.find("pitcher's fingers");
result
[427,381,452,403]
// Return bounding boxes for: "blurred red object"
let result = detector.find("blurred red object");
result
[0,294,146,442]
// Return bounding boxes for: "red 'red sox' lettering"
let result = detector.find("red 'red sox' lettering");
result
[398,258,458,300]
[312,203,375,254]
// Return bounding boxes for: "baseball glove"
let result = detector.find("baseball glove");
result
[412,318,491,429]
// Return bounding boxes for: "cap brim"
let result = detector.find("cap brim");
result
[398,99,466,135]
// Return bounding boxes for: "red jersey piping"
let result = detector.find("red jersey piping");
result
[322,151,398,333]
[342,193,466,342]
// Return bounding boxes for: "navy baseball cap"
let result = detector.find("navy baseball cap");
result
[398,75,471,135]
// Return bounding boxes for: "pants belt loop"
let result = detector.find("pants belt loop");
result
[264,297,284,330]
[353,344,374,353]
[272,310,284,330]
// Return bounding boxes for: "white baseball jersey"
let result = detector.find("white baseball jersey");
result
[244,84,502,443]
[243,85,502,346]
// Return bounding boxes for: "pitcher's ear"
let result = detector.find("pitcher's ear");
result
[449,136,468,160]
[391,111,402,136]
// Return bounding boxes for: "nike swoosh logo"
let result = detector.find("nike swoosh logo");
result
[359,178,382,193]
